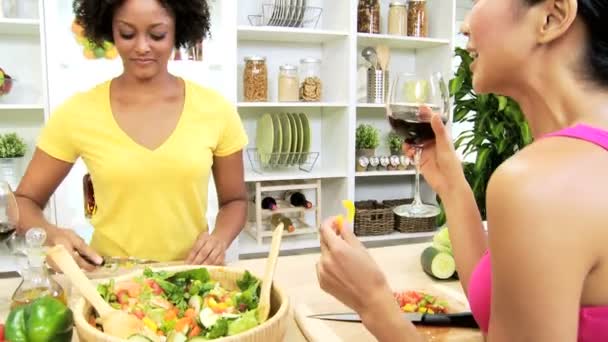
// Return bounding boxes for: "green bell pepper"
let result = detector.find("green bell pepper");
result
[5,296,74,342]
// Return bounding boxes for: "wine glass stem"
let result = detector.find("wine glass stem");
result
[412,146,424,207]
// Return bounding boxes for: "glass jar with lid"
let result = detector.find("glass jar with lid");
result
[388,1,407,36]
[299,58,322,102]
[407,0,428,37]
[357,0,380,34]
[243,56,268,102]
[278,65,299,102]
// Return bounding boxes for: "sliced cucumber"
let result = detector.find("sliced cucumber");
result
[127,334,154,342]
[187,337,210,342]
[167,331,188,342]
[420,246,456,280]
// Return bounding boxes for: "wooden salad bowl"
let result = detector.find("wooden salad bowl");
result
[72,265,290,342]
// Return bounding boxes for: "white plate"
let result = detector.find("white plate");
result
[286,0,297,27]
[266,0,278,26]
[296,0,306,28]
[273,0,285,26]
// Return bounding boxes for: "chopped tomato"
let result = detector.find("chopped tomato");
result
[132,308,145,319]
[116,290,130,305]
[0,323,4,340]
[114,280,141,297]
[188,325,202,338]
[164,308,178,321]
[184,308,196,319]
[175,317,192,334]
[145,279,164,295]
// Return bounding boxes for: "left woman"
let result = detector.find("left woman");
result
[14,0,248,270]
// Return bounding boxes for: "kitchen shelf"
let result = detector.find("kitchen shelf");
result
[356,170,415,177]
[245,169,346,182]
[0,18,40,36]
[357,103,385,108]
[357,33,450,50]
[0,104,44,110]
[357,230,436,243]
[238,26,349,44]
[245,220,317,238]
[238,102,348,108]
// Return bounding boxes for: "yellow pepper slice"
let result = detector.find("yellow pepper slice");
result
[142,316,158,333]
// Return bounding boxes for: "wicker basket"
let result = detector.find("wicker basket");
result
[353,200,394,236]
[382,199,437,233]
[72,265,290,342]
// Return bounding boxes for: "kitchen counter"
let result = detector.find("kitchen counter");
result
[0,242,482,341]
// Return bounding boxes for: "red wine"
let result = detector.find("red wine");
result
[0,222,16,243]
[285,191,312,208]
[388,105,446,145]
[261,197,277,210]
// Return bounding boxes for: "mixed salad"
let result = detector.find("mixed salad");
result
[394,290,449,314]
[93,267,261,341]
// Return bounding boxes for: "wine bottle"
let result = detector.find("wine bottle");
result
[284,191,312,208]
[270,214,295,233]
[260,196,277,210]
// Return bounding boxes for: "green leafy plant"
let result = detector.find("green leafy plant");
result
[355,124,380,150]
[387,131,404,154]
[449,47,533,219]
[0,133,27,158]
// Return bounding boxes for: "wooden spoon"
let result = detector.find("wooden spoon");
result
[257,222,284,323]
[47,245,143,339]
[375,44,391,71]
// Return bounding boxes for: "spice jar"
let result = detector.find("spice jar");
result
[278,64,299,102]
[388,2,407,36]
[243,56,268,102]
[357,0,380,34]
[299,58,322,102]
[407,0,428,37]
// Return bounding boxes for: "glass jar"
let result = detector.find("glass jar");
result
[278,64,299,102]
[357,0,380,34]
[299,58,322,102]
[388,2,407,36]
[243,56,268,102]
[407,0,428,37]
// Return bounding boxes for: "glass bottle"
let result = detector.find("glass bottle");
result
[388,2,407,36]
[299,58,322,102]
[358,0,381,34]
[83,173,97,219]
[278,64,299,102]
[407,0,428,37]
[11,228,67,309]
[243,56,268,102]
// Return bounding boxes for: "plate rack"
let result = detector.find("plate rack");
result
[246,179,321,245]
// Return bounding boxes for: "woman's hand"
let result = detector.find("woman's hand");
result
[405,108,467,198]
[316,218,397,317]
[186,231,227,265]
[46,226,103,272]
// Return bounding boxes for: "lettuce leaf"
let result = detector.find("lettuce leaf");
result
[228,310,259,336]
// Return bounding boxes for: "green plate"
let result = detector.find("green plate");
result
[298,112,311,164]
[293,113,304,165]
[256,113,274,166]
[278,113,291,165]
[270,113,282,165]
[286,113,298,166]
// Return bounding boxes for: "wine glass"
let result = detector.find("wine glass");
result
[386,71,450,218]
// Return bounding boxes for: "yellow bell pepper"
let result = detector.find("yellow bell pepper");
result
[142,316,157,333]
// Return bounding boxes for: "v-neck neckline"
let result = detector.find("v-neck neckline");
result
[105,78,189,153]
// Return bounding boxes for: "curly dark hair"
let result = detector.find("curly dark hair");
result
[72,0,211,49]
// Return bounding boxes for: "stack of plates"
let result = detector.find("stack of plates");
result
[262,0,308,27]
[256,112,311,167]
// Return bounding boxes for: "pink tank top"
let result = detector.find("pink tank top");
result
[467,124,608,341]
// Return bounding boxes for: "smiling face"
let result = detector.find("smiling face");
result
[112,0,176,81]
[462,0,543,94]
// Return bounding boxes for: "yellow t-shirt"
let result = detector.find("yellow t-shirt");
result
[37,79,248,261]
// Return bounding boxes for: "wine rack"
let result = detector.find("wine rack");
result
[246,179,322,245]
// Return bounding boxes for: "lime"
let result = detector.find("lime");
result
[94,46,106,58]
[0,69,4,88]
[404,80,430,103]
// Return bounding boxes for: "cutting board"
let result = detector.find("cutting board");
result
[293,282,483,342]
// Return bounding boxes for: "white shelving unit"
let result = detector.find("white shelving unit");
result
[237,0,455,256]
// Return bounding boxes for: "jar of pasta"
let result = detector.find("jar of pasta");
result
[407,0,428,37]
[243,56,268,102]
[357,0,380,34]
[278,65,299,102]
[388,1,407,36]
[299,58,322,102]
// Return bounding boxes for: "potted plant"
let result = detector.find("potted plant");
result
[0,132,27,190]
[355,124,380,158]
[446,47,533,221]
[387,131,404,156]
